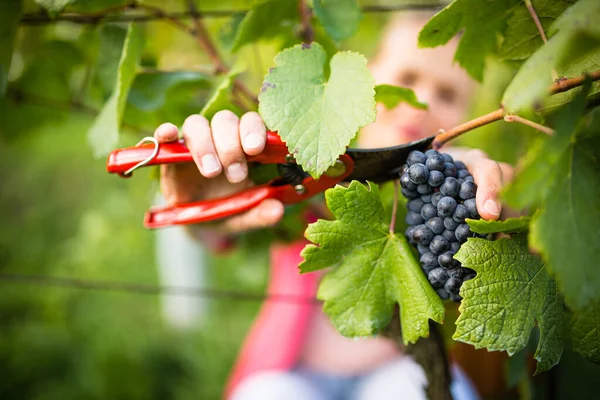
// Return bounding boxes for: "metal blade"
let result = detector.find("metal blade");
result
[345,135,435,182]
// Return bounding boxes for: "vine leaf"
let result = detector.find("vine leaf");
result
[570,301,600,364]
[87,23,143,157]
[502,0,600,112]
[200,64,245,120]
[466,216,531,235]
[259,43,375,178]
[299,181,444,343]
[35,0,75,16]
[313,0,361,42]
[231,0,298,52]
[418,0,520,81]
[374,84,427,110]
[499,0,574,62]
[454,235,564,373]
[0,0,22,96]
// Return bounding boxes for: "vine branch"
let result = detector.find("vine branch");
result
[524,0,558,81]
[299,0,315,44]
[504,114,555,135]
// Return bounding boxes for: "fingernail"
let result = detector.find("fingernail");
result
[227,163,246,183]
[201,154,220,174]
[244,133,263,150]
[484,199,500,216]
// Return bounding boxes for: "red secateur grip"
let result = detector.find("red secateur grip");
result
[106,131,289,176]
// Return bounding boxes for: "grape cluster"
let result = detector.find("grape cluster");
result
[401,149,484,302]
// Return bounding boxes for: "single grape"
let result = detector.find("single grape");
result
[408,163,429,184]
[442,162,457,178]
[420,194,433,203]
[428,267,449,288]
[428,170,445,187]
[438,252,458,269]
[464,175,474,182]
[407,198,424,213]
[463,198,479,218]
[442,228,457,242]
[436,288,450,300]
[444,277,462,294]
[426,154,445,171]
[407,150,427,166]
[401,188,420,199]
[455,223,472,242]
[444,217,459,231]
[417,244,430,254]
[429,235,450,255]
[464,272,477,281]
[420,203,438,220]
[426,217,444,235]
[441,153,454,163]
[405,211,424,225]
[420,252,439,271]
[413,224,434,245]
[459,180,477,200]
[457,168,471,179]
[440,177,460,197]
[454,160,467,170]
[431,192,444,206]
[405,226,416,243]
[450,293,463,302]
[417,183,433,195]
[425,149,440,157]
[447,267,464,279]
[452,204,469,223]
[450,241,461,254]
[400,173,417,190]
[437,196,457,218]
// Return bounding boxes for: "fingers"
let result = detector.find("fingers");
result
[211,110,247,183]
[154,122,179,143]
[221,199,285,233]
[240,111,267,155]
[460,149,504,221]
[181,114,223,178]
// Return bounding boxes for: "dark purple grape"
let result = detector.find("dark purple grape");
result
[413,224,434,245]
[442,162,457,178]
[459,181,477,200]
[417,183,433,195]
[407,150,427,166]
[442,228,457,242]
[452,204,469,223]
[464,175,474,182]
[431,192,444,206]
[426,154,445,171]
[405,226,416,243]
[420,203,437,220]
[429,235,450,255]
[425,149,440,157]
[463,198,479,218]
[405,211,424,225]
[450,241,461,254]
[440,177,460,197]
[454,160,466,170]
[447,267,464,279]
[421,194,433,203]
[444,217,459,231]
[420,252,439,271]
[418,244,430,254]
[438,252,458,269]
[401,188,420,199]
[464,272,476,281]
[444,277,462,294]
[455,223,472,242]
[437,197,457,218]
[407,198,424,213]
[450,293,463,302]
[436,288,450,300]
[401,173,417,190]
[408,163,429,184]
[428,267,449,288]
[426,217,444,235]
[428,170,445,187]
[457,168,471,179]
[441,153,454,163]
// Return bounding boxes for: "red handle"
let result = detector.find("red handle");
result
[106,131,288,176]
[144,154,354,228]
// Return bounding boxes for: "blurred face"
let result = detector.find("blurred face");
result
[358,17,474,148]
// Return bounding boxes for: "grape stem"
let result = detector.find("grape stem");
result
[524,0,558,81]
[504,114,555,135]
[299,0,315,44]
[432,69,600,149]
[390,180,399,234]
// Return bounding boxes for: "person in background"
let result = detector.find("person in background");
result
[152,11,512,400]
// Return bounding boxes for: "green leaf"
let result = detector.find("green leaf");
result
[499,0,574,61]
[0,0,22,96]
[35,0,76,15]
[219,11,245,50]
[466,216,531,235]
[454,235,564,373]
[87,23,143,157]
[200,65,245,120]
[374,84,427,110]
[313,0,361,42]
[502,0,600,113]
[231,0,298,52]
[418,0,519,81]
[570,301,600,364]
[259,43,375,178]
[300,181,444,343]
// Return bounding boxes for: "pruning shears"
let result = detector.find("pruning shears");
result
[106,131,434,228]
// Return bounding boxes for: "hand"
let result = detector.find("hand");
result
[153,110,285,234]
[445,148,514,221]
